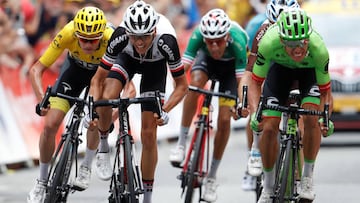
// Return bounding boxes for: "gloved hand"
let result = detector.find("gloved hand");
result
[83,113,91,129]
[250,112,260,132]
[157,110,169,126]
[318,118,334,137]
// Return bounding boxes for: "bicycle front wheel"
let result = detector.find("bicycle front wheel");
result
[184,123,205,203]
[124,135,138,203]
[45,133,75,203]
[277,139,292,203]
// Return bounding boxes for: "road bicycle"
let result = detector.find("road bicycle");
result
[37,86,90,203]
[173,80,240,203]
[89,91,163,203]
[255,91,329,203]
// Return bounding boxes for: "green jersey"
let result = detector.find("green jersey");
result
[253,24,331,91]
[182,21,249,78]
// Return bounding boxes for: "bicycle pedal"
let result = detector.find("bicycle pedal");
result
[71,185,86,191]
[299,199,313,203]
[170,161,183,169]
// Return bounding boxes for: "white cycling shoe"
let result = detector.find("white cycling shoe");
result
[247,148,263,176]
[95,152,112,181]
[73,165,91,191]
[27,179,47,203]
[169,145,185,165]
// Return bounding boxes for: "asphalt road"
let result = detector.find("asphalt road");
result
[0,130,359,203]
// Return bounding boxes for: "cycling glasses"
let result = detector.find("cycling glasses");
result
[203,36,228,46]
[281,39,308,48]
[126,31,155,41]
[76,32,103,44]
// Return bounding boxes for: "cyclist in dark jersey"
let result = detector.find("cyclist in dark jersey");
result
[169,8,248,202]
[248,8,334,203]
[91,1,188,202]
[242,0,300,191]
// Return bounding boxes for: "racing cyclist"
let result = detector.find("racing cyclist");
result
[248,8,334,203]
[241,0,300,191]
[27,6,114,203]
[169,8,249,202]
[92,1,188,203]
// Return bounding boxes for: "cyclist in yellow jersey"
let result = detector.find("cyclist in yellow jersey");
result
[27,7,113,203]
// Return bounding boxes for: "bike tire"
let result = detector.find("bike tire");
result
[124,135,137,203]
[278,140,292,203]
[44,133,74,203]
[184,123,205,203]
[255,173,263,202]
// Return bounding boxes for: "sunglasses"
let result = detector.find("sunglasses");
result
[203,36,227,46]
[281,39,308,48]
[126,31,154,41]
[76,33,103,44]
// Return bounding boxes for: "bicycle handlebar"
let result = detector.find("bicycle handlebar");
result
[188,85,237,100]
[256,96,330,128]
[36,86,52,116]
[36,85,89,116]
[89,90,163,120]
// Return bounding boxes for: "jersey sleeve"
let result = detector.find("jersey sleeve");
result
[182,27,203,65]
[246,22,270,72]
[251,26,276,83]
[100,26,128,70]
[158,34,185,77]
[39,22,74,67]
[311,32,331,91]
[230,22,249,78]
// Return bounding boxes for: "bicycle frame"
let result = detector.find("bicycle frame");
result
[90,92,162,203]
[274,94,303,203]
[178,80,237,203]
[43,87,88,203]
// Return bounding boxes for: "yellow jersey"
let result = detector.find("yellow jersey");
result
[39,20,114,70]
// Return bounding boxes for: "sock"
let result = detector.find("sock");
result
[177,126,189,147]
[263,167,275,192]
[252,130,262,149]
[39,162,50,181]
[81,148,97,168]
[98,133,109,153]
[303,159,315,178]
[142,179,154,203]
[207,158,221,179]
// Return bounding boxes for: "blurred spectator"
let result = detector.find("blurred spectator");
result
[24,0,63,47]
[0,0,35,79]
[245,0,267,49]
[218,0,253,27]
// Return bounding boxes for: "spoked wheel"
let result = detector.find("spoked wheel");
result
[45,133,74,203]
[184,124,205,203]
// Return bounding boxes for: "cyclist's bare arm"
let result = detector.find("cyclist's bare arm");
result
[162,74,188,113]
[248,75,263,114]
[29,61,48,103]
[89,67,109,101]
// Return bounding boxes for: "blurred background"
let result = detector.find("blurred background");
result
[0,0,359,174]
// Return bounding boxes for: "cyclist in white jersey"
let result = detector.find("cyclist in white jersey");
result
[90,1,188,202]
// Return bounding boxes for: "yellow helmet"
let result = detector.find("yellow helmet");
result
[74,6,107,36]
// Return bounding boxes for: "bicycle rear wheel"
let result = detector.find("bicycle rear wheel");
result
[184,124,205,203]
[45,133,75,203]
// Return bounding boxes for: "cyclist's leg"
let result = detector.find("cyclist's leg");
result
[140,111,158,203]
[299,86,321,201]
[169,52,209,164]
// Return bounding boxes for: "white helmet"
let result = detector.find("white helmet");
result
[266,0,300,23]
[266,0,284,23]
[199,9,231,39]
[123,0,159,34]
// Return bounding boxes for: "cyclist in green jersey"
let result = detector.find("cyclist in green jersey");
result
[248,8,334,203]
[242,0,300,191]
[169,8,249,202]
